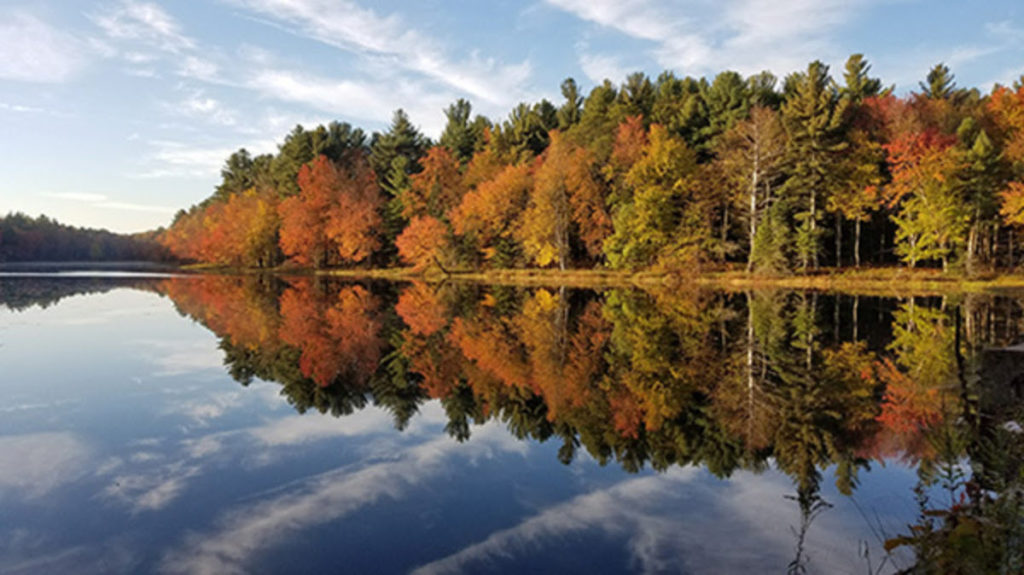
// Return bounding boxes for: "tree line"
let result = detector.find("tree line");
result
[160,56,1024,274]
[0,212,171,263]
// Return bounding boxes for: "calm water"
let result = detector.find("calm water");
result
[1,274,1022,574]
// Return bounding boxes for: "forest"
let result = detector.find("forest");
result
[158,56,1024,275]
[0,212,171,263]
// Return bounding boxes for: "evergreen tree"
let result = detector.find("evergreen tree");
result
[699,71,751,155]
[440,99,488,163]
[557,78,583,129]
[617,72,655,119]
[780,61,848,270]
[370,110,429,264]
[370,110,428,180]
[840,54,884,104]
[921,63,956,100]
[651,72,707,147]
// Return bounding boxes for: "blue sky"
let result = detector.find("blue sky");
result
[2,0,1023,233]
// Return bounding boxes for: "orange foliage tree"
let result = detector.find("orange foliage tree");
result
[451,163,532,263]
[395,215,449,271]
[404,146,464,219]
[518,130,611,269]
[279,154,382,268]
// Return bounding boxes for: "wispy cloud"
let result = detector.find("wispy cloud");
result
[158,424,526,575]
[225,0,534,109]
[247,69,452,134]
[412,466,911,575]
[545,0,882,78]
[0,12,86,83]
[40,191,176,214]
[874,20,1024,91]
[44,192,109,203]
[136,140,239,179]
[578,51,630,85]
[168,90,238,127]
[0,102,71,117]
[91,1,227,86]
[91,0,195,54]
[103,461,201,513]
[0,432,93,498]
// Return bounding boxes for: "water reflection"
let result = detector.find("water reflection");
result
[153,275,1024,572]
[3,275,1024,572]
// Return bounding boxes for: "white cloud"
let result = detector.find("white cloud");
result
[544,0,681,43]
[226,0,534,108]
[96,201,177,213]
[125,67,160,79]
[579,52,630,85]
[137,140,239,179]
[547,0,881,78]
[0,433,93,498]
[172,91,238,127]
[136,338,227,375]
[411,466,912,575]
[92,1,195,54]
[39,191,176,214]
[0,102,59,115]
[248,69,452,135]
[177,56,220,82]
[157,424,526,575]
[0,12,86,83]
[103,462,200,513]
[44,192,109,203]
[247,410,395,447]
[124,51,158,64]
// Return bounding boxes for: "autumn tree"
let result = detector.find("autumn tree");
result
[884,131,965,269]
[279,153,382,268]
[272,123,366,198]
[715,105,786,270]
[518,131,610,269]
[396,215,450,271]
[451,163,532,266]
[403,146,464,220]
[603,124,702,269]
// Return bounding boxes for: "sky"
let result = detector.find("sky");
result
[1,0,1023,233]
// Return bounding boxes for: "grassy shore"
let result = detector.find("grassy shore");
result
[696,267,1024,296]
[186,263,1024,294]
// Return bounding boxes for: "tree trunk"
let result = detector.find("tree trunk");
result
[853,295,859,341]
[748,166,758,273]
[855,218,862,268]
[967,220,978,275]
[810,188,818,270]
[833,294,839,342]
[1011,229,1015,270]
[722,204,729,263]
[746,291,755,441]
[835,214,842,268]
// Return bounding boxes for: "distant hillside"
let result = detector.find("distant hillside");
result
[0,212,173,263]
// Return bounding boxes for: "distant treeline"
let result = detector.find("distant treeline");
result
[160,56,1024,274]
[0,212,172,263]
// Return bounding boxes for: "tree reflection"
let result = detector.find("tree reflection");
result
[155,275,1024,569]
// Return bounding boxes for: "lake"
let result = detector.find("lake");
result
[1,273,1021,574]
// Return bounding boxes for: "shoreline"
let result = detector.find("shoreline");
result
[310,266,1024,295]
[168,263,1024,294]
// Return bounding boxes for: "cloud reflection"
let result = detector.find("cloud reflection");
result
[158,424,527,575]
[0,432,92,498]
[411,467,910,575]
